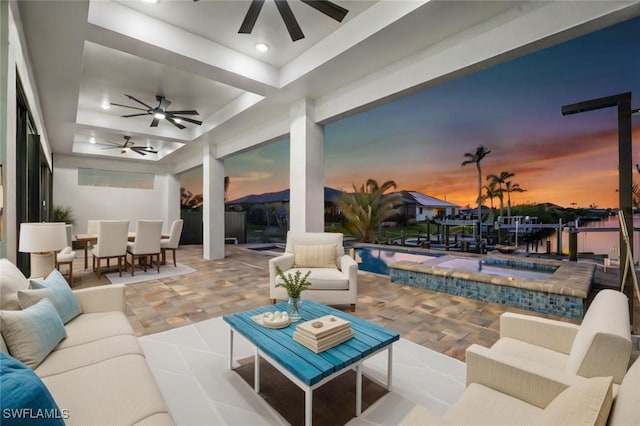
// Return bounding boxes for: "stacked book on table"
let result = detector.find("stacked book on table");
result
[293,315,354,353]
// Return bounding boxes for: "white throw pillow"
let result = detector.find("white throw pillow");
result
[535,376,613,426]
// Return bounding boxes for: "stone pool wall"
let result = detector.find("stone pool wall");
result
[389,255,595,319]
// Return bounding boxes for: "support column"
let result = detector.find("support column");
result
[289,98,324,232]
[164,172,181,234]
[203,142,225,260]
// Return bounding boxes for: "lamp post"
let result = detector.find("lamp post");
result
[18,222,67,278]
[562,92,634,322]
[515,219,519,247]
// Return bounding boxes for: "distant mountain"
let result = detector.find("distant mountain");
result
[227,187,342,204]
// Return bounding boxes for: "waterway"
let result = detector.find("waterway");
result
[527,215,640,261]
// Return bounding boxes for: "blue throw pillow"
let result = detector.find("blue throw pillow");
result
[0,352,66,425]
[29,269,81,323]
[0,298,67,369]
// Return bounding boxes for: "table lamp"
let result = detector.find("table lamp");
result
[18,222,67,278]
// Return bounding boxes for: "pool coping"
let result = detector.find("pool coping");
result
[387,253,595,319]
[389,254,595,299]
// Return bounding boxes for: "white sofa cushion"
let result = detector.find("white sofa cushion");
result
[41,354,172,426]
[277,267,349,290]
[57,311,135,349]
[293,244,337,268]
[491,337,569,372]
[444,382,542,425]
[0,258,30,310]
[0,298,67,368]
[36,334,145,378]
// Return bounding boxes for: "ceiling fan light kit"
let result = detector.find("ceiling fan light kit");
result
[98,135,158,157]
[110,94,202,130]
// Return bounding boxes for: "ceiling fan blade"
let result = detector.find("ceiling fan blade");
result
[124,94,153,110]
[109,103,148,111]
[133,147,158,155]
[130,148,148,156]
[275,0,304,41]
[166,116,186,130]
[165,110,199,115]
[121,113,150,118]
[300,0,348,22]
[150,117,160,127]
[157,96,172,111]
[170,116,202,126]
[239,0,265,34]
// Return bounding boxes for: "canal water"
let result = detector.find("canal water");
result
[527,215,640,261]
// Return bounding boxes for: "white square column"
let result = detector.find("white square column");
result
[203,142,225,260]
[289,99,324,232]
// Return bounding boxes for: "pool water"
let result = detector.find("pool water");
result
[435,258,552,280]
[355,247,437,275]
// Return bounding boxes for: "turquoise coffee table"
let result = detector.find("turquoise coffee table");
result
[223,300,399,426]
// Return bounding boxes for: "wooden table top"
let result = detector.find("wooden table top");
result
[223,301,399,386]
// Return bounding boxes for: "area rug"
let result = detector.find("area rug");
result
[138,316,466,425]
[234,357,388,426]
[106,263,195,285]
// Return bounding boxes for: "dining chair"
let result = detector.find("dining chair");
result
[87,220,101,234]
[161,219,184,267]
[127,220,162,276]
[91,220,129,279]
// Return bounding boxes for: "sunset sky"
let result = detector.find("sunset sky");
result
[181,15,640,209]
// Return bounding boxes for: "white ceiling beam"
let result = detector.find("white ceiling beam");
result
[87,0,279,95]
[280,0,430,88]
[313,0,640,124]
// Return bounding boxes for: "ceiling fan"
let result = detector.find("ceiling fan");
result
[98,136,158,156]
[237,0,349,42]
[110,94,202,130]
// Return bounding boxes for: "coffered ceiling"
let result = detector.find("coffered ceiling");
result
[16,1,640,165]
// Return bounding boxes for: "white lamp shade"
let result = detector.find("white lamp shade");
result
[19,222,68,253]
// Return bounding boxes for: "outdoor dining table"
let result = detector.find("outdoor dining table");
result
[75,232,168,270]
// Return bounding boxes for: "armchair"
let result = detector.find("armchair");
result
[269,231,358,311]
[488,289,631,385]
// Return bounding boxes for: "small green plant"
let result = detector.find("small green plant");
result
[50,205,76,224]
[275,266,311,298]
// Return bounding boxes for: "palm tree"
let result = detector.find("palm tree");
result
[334,179,402,243]
[505,180,526,217]
[462,145,491,240]
[486,171,514,218]
[482,181,499,223]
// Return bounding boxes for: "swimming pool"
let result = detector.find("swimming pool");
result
[355,247,438,275]
[436,258,553,280]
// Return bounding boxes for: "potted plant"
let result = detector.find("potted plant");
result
[275,266,311,322]
[50,205,76,224]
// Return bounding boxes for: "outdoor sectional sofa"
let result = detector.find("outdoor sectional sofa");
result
[0,258,173,425]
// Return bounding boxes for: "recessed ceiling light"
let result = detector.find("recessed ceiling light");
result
[154,112,166,119]
[255,43,269,52]
[89,137,96,144]
[141,0,158,4]
[100,102,110,110]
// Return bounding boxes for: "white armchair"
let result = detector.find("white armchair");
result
[466,289,632,386]
[269,231,358,311]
